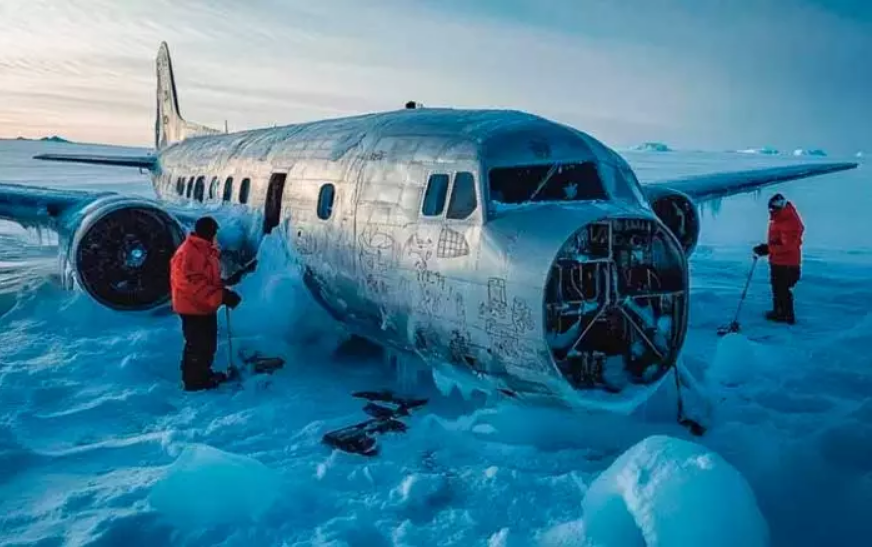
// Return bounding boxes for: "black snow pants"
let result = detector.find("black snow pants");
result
[770,264,800,322]
[180,313,218,390]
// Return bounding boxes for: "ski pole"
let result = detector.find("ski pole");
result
[731,255,759,324]
[225,306,235,372]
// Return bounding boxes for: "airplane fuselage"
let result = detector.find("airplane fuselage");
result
[147,108,690,409]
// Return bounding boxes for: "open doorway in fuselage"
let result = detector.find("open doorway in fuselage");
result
[263,172,287,235]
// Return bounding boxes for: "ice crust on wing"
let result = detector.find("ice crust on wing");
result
[582,435,769,547]
[148,443,280,528]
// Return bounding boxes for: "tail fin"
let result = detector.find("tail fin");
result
[155,42,223,150]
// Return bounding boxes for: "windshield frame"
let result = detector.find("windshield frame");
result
[486,160,610,214]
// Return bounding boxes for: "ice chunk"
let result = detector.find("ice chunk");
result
[709,333,758,386]
[582,435,768,547]
[148,443,280,528]
[736,147,779,155]
[792,148,827,157]
[538,520,585,546]
[628,142,672,152]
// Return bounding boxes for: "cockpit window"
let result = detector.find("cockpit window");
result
[422,174,449,217]
[446,172,477,220]
[488,162,607,205]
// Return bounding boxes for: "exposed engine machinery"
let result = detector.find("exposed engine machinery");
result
[641,186,701,257]
[60,196,185,311]
[545,216,688,393]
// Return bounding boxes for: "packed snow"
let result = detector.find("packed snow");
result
[1,140,871,546]
[582,435,768,547]
[148,443,281,528]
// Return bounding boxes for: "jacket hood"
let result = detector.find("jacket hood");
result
[771,201,799,221]
[185,233,218,253]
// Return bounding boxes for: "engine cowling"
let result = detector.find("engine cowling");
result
[642,186,701,257]
[64,197,185,311]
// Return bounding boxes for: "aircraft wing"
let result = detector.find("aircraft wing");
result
[0,182,115,230]
[33,153,157,169]
[0,182,200,232]
[649,161,859,202]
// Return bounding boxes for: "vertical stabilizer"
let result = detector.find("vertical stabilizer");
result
[155,42,222,150]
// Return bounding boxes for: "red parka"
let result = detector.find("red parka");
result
[767,202,804,267]
[169,234,224,315]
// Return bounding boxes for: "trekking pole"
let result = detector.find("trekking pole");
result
[718,255,759,336]
[225,307,237,375]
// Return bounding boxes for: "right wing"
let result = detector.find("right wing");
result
[649,161,859,202]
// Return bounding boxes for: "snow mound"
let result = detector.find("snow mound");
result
[582,435,768,547]
[708,333,759,386]
[736,147,779,155]
[792,148,827,157]
[148,443,280,528]
[629,142,672,152]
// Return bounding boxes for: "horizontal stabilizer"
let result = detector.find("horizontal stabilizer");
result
[33,153,156,169]
[653,161,859,202]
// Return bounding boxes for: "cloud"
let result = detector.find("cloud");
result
[0,0,868,153]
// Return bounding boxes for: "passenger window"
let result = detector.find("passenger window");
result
[186,177,194,198]
[176,177,184,195]
[422,174,449,217]
[446,172,477,220]
[317,184,335,220]
[208,177,219,200]
[223,177,234,202]
[239,178,250,204]
[193,176,205,202]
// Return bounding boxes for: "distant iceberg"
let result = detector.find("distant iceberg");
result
[792,148,827,157]
[736,147,779,155]
[628,142,672,152]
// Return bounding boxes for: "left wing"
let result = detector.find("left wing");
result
[0,182,113,230]
[0,182,200,232]
[650,161,859,202]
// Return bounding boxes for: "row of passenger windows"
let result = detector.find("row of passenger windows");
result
[174,174,336,223]
[175,176,251,205]
[422,171,477,220]
[172,171,474,222]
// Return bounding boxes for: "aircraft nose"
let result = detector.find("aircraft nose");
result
[543,215,688,395]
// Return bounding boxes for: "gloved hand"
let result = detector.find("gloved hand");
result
[753,243,769,257]
[222,289,242,309]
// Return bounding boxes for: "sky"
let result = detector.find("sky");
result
[0,0,869,155]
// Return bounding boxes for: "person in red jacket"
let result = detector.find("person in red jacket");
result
[170,216,251,391]
[753,193,804,324]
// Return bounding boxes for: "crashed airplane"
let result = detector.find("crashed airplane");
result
[0,42,858,413]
